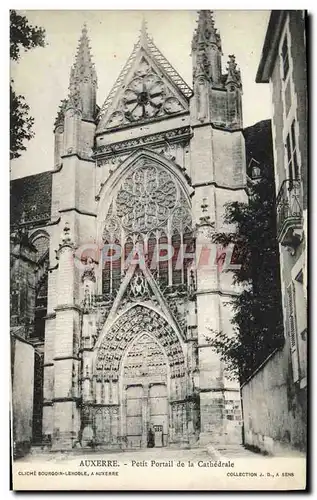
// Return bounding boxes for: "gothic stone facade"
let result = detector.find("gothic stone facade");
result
[11,12,248,450]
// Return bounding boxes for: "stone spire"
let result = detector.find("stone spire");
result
[192,10,222,85]
[192,10,221,51]
[71,24,97,87]
[139,16,149,48]
[68,24,97,120]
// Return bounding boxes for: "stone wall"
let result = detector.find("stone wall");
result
[241,346,306,455]
[11,336,35,457]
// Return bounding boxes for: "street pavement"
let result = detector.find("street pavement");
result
[15,443,273,465]
[16,446,213,464]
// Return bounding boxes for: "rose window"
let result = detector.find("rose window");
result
[101,161,194,296]
[116,163,177,233]
[122,73,166,121]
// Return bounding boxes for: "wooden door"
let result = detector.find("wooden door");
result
[125,385,143,449]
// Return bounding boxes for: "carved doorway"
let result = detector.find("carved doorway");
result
[122,333,169,449]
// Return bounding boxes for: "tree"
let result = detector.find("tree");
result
[10,10,46,159]
[10,84,34,160]
[207,121,284,383]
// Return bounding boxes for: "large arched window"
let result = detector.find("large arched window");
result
[30,231,50,340]
[34,275,48,341]
[101,158,193,295]
[171,230,182,285]
[102,240,111,295]
[158,231,169,288]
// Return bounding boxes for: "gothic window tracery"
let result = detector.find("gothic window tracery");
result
[102,239,121,295]
[32,234,49,260]
[183,231,195,286]
[105,57,186,129]
[123,73,165,121]
[101,159,193,295]
[158,232,169,287]
[116,165,177,233]
[33,275,48,341]
[30,231,49,340]
[112,238,121,292]
[171,230,182,285]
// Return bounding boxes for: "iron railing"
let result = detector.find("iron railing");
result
[276,179,303,244]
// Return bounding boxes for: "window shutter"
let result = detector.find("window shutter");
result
[286,283,299,382]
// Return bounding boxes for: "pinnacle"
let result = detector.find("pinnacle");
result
[70,24,97,86]
[193,10,221,49]
[81,22,88,37]
[225,54,241,87]
[198,9,215,24]
[228,54,236,66]
[139,15,149,48]
[141,16,147,36]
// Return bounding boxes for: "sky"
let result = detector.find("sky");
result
[10,10,272,180]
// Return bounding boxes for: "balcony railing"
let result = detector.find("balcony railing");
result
[276,179,303,249]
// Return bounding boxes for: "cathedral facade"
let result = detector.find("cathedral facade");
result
[11,11,248,451]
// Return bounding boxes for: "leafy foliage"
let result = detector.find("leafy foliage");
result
[207,122,284,383]
[10,83,34,159]
[10,10,46,62]
[10,10,46,159]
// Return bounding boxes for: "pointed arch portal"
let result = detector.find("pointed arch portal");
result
[95,304,185,380]
[90,304,193,449]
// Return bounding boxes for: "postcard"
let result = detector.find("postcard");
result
[10,9,307,491]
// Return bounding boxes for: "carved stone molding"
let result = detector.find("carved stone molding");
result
[94,126,191,158]
[95,305,185,381]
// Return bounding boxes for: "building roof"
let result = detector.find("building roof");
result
[10,171,52,228]
[97,21,192,129]
[256,10,286,83]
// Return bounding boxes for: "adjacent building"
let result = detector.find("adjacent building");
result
[242,10,307,455]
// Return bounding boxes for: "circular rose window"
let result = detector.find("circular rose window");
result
[116,163,177,233]
[122,74,165,121]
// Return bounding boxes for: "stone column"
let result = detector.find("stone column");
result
[121,388,127,449]
[82,366,91,403]
[95,379,102,404]
[182,402,188,444]
[104,381,110,404]
[141,384,149,448]
[111,407,119,446]
[171,404,175,440]
[187,401,196,446]
[52,221,80,450]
